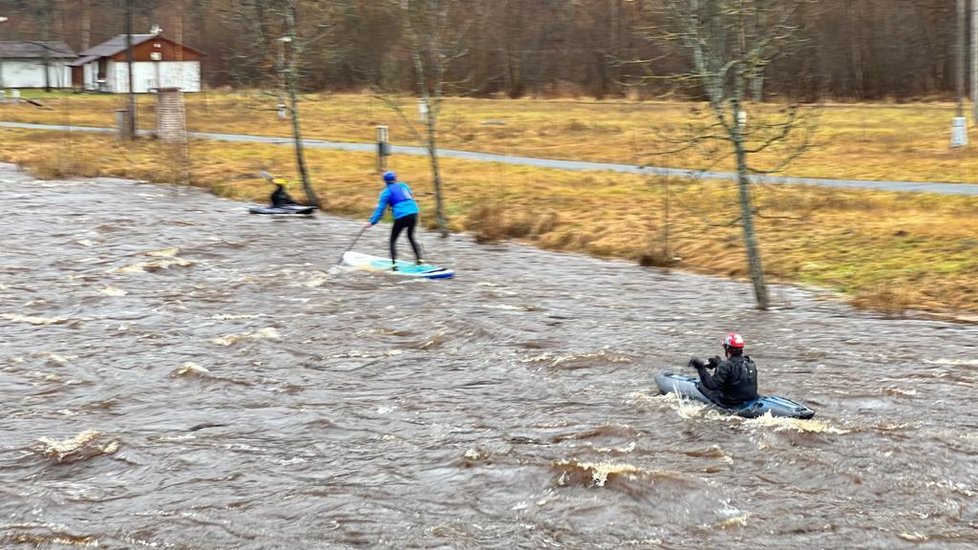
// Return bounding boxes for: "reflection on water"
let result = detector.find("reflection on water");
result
[1,163,976,549]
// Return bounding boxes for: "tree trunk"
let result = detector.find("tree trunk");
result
[286,81,318,208]
[125,0,136,138]
[845,0,864,99]
[750,74,764,101]
[41,15,51,92]
[733,108,768,309]
[80,0,91,50]
[400,0,450,237]
[507,49,524,98]
[956,0,965,117]
[283,6,320,208]
[608,0,621,96]
[424,104,447,236]
[973,0,978,123]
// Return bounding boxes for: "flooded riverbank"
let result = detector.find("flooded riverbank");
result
[1,164,975,549]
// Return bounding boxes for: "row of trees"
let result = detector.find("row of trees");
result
[0,0,972,102]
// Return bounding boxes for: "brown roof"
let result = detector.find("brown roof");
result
[76,34,157,57]
[76,34,204,58]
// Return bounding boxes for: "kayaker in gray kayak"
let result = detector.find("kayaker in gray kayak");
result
[688,333,759,407]
[269,177,300,208]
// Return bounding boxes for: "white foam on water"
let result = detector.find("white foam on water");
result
[2,313,75,325]
[101,286,128,296]
[210,327,281,346]
[37,430,119,462]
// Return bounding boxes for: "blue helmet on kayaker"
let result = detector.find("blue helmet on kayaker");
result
[383,171,397,183]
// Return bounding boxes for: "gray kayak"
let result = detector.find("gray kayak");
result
[655,371,815,419]
[248,204,316,215]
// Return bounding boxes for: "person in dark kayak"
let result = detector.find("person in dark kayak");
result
[363,171,423,270]
[269,177,299,208]
[688,333,759,407]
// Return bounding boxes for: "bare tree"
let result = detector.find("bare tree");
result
[277,4,318,206]
[3,0,973,101]
[639,0,818,309]
[374,0,481,237]
[973,0,978,123]
[79,0,92,50]
[223,0,334,207]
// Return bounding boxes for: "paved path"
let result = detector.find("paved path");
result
[4,120,978,195]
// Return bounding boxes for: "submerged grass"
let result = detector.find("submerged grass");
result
[0,91,978,320]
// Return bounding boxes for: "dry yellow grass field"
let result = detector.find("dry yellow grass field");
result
[3,91,978,182]
[1,92,977,318]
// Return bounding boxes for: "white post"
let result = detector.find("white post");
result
[952,116,969,147]
[972,0,978,123]
[952,0,968,147]
[417,99,428,123]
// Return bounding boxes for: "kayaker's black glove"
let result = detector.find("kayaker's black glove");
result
[688,357,708,369]
[707,356,722,369]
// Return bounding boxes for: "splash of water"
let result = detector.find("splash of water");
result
[37,430,119,463]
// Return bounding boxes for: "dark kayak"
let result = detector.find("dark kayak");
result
[249,205,316,215]
[655,371,815,419]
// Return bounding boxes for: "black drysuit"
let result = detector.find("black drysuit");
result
[270,184,298,208]
[693,355,759,407]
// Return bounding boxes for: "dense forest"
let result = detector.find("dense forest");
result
[0,0,969,101]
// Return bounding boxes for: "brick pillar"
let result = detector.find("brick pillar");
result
[156,87,191,184]
[156,87,187,143]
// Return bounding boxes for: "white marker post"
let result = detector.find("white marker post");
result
[951,117,968,147]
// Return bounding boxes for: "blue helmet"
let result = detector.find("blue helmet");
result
[383,171,397,183]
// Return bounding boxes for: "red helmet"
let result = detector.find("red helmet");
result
[723,333,745,349]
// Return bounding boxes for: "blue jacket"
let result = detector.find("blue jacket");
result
[369,182,419,224]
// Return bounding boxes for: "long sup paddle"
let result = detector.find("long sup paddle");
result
[337,226,368,265]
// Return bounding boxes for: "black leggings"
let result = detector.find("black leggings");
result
[390,213,422,262]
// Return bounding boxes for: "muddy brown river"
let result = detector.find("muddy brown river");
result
[1,163,975,549]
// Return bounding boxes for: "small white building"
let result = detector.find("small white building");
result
[0,41,76,89]
[70,33,204,93]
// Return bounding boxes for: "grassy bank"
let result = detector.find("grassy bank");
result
[1,126,976,319]
[2,91,977,184]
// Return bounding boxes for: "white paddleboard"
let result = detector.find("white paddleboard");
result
[341,251,454,279]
